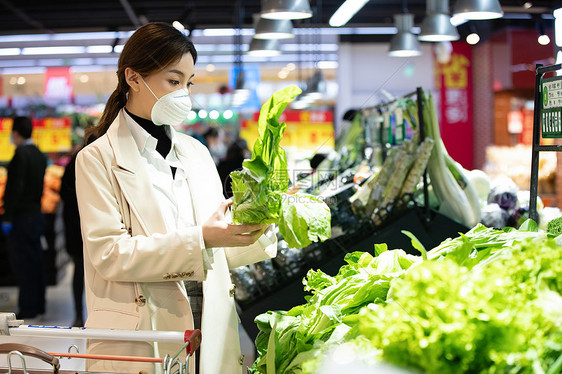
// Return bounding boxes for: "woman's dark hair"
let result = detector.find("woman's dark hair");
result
[86,22,197,142]
[12,116,33,139]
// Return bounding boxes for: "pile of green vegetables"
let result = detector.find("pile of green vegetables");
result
[230,85,331,249]
[249,221,562,374]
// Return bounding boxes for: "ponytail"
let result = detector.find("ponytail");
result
[85,76,128,143]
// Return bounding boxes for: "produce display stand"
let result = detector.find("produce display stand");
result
[530,63,562,222]
[238,87,469,341]
[0,313,201,374]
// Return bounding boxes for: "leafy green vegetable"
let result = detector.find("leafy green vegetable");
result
[357,237,562,374]
[547,216,562,237]
[249,249,419,374]
[251,222,559,373]
[279,193,331,249]
[230,85,331,248]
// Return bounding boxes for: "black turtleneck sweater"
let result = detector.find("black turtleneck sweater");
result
[125,107,176,177]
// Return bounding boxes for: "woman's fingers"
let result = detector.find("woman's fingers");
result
[218,199,233,216]
[229,223,267,235]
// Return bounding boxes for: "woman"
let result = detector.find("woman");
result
[75,22,276,374]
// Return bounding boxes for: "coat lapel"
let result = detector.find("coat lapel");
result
[106,111,168,235]
[175,141,208,225]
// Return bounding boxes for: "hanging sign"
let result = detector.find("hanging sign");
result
[44,67,73,100]
[434,41,474,169]
[541,76,562,138]
[0,117,72,162]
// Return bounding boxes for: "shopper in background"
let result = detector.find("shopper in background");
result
[217,138,249,198]
[1,116,47,320]
[75,22,276,374]
[60,143,87,327]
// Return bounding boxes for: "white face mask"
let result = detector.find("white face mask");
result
[141,77,192,126]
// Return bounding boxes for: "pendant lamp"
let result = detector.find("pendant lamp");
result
[260,0,313,20]
[452,0,503,20]
[419,0,460,42]
[389,14,422,57]
[248,38,282,57]
[253,15,294,39]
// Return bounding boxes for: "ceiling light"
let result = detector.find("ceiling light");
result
[17,76,26,85]
[206,64,216,72]
[187,111,197,121]
[452,0,503,20]
[537,21,550,46]
[260,0,313,20]
[317,60,339,69]
[466,32,480,44]
[0,48,21,56]
[202,28,237,36]
[538,34,550,45]
[198,110,208,119]
[79,74,89,83]
[523,2,532,9]
[172,21,185,30]
[389,14,422,57]
[22,46,86,55]
[303,70,326,99]
[286,62,296,70]
[223,110,234,120]
[329,0,369,27]
[419,0,460,42]
[450,15,468,26]
[86,45,113,54]
[278,70,289,79]
[248,38,282,56]
[9,77,17,85]
[254,16,294,39]
[209,110,220,120]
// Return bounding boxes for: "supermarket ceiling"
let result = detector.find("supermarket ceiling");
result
[0,0,558,36]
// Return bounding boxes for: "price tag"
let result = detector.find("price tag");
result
[542,76,562,138]
[383,112,391,145]
[395,108,405,143]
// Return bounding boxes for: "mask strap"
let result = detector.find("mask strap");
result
[140,77,159,100]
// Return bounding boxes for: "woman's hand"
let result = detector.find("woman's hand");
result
[202,199,267,248]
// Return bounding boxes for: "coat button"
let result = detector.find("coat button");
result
[135,295,146,307]
[238,355,245,365]
[163,273,171,280]
[229,284,236,297]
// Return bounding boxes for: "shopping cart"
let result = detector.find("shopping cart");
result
[0,312,201,374]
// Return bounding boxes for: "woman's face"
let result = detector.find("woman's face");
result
[126,52,195,120]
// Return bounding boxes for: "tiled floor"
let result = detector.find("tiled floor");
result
[0,263,255,372]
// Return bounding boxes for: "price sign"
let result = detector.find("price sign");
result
[541,76,562,138]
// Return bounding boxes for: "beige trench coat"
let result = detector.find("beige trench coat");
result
[75,110,277,374]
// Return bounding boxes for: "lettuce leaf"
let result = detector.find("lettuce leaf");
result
[230,85,331,247]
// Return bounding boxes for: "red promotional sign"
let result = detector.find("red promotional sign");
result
[44,67,73,99]
[434,42,474,170]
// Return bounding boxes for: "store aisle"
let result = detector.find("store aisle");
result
[0,262,256,372]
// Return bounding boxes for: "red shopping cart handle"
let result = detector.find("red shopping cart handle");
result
[184,330,201,356]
